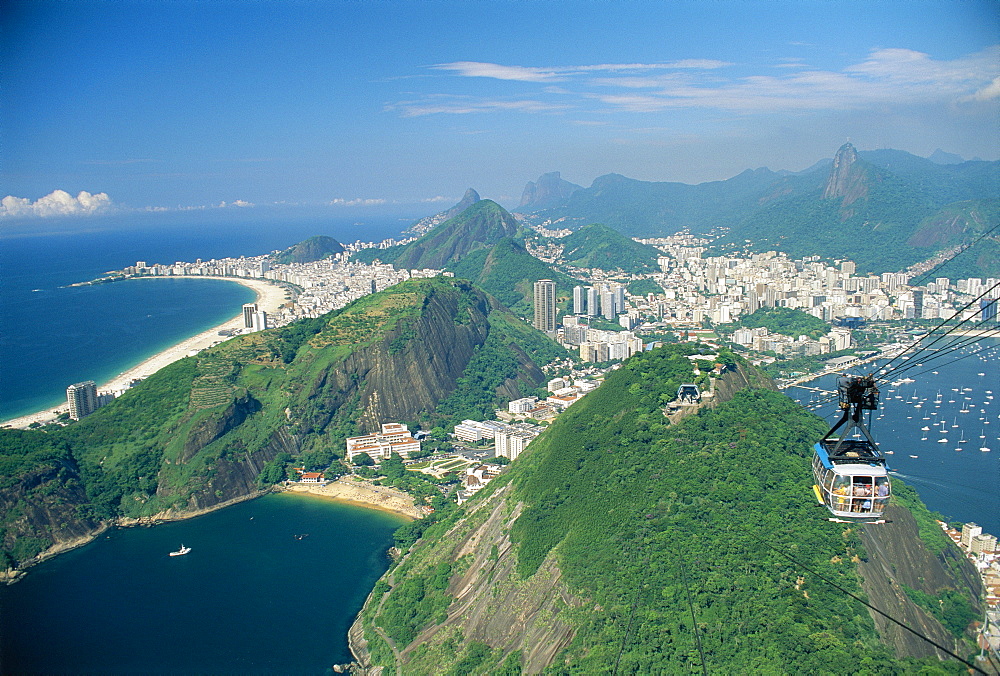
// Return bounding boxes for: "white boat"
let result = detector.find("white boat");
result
[169,544,192,557]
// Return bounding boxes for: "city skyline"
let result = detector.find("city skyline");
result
[2,0,997,219]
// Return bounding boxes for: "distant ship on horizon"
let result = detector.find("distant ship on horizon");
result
[169,544,191,557]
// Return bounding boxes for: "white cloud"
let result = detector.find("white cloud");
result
[216,199,254,208]
[401,46,999,118]
[431,62,563,82]
[329,197,390,207]
[0,190,113,218]
[389,96,565,117]
[963,75,1000,102]
[420,195,451,203]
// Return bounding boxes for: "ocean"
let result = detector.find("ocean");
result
[0,492,406,675]
[785,338,1000,536]
[0,208,414,420]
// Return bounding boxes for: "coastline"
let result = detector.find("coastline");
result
[1,276,288,429]
[281,478,425,520]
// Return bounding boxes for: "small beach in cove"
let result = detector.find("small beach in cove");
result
[1,276,287,429]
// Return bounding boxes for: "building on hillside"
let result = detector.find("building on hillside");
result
[454,419,506,443]
[67,381,98,420]
[508,397,539,414]
[345,423,421,463]
[495,427,538,461]
[533,279,556,333]
[963,523,983,548]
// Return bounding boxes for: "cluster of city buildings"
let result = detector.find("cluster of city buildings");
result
[116,253,446,329]
[526,232,997,364]
[345,423,422,464]
[940,521,1000,653]
[633,236,998,328]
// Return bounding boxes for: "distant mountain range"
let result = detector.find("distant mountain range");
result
[519,145,999,277]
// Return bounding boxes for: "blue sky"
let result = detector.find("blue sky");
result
[2,0,998,216]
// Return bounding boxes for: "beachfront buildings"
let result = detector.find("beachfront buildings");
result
[66,381,97,420]
[345,423,421,463]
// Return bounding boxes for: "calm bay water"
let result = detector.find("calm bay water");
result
[0,493,406,675]
[785,337,1000,536]
[0,209,412,420]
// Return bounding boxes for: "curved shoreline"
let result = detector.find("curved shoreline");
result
[281,478,425,520]
[1,276,288,429]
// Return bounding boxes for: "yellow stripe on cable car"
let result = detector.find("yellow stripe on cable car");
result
[812,485,824,505]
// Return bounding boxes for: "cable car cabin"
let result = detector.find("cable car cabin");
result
[677,383,701,404]
[812,441,890,521]
[812,374,890,523]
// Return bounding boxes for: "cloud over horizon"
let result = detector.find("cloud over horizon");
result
[396,46,1000,117]
[0,190,113,219]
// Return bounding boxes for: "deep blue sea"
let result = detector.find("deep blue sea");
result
[0,208,413,420]
[785,338,1000,536]
[0,492,406,675]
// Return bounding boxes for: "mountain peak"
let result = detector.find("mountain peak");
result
[822,142,860,199]
[519,171,582,211]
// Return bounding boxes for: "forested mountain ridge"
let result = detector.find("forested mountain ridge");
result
[270,235,344,265]
[354,200,522,269]
[0,278,566,572]
[524,144,999,277]
[557,222,662,273]
[353,346,980,674]
[445,238,578,319]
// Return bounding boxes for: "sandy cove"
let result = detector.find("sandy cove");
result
[2,277,288,429]
[282,478,425,520]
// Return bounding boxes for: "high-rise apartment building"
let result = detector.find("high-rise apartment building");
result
[573,285,586,315]
[533,279,556,333]
[242,303,259,328]
[67,381,98,420]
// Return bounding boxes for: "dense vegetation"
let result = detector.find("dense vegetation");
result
[557,223,661,273]
[446,238,578,318]
[354,200,522,269]
[0,277,561,567]
[270,235,344,265]
[737,306,831,340]
[364,345,967,673]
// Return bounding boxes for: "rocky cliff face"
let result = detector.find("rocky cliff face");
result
[858,505,983,659]
[519,171,582,211]
[822,142,869,207]
[294,283,497,433]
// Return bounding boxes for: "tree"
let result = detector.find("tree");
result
[353,452,375,467]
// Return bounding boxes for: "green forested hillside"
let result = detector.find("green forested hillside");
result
[354,200,522,269]
[0,277,565,568]
[558,222,661,273]
[736,306,831,340]
[270,235,344,264]
[446,238,578,317]
[529,148,999,278]
[361,346,970,673]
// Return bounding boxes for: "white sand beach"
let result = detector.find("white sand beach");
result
[2,277,288,429]
[283,477,425,520]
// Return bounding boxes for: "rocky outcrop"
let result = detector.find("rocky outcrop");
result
[0,459,104,574]
[857,505,983,659]
[355,484,580,675]
[822,142,869,208]
[519,171,581,211]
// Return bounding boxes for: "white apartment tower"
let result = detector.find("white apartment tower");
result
[242,303,259,328]
[67,381,98,420]
[533,279,556,333]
